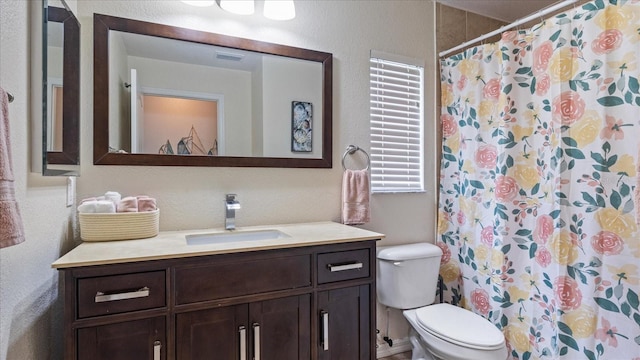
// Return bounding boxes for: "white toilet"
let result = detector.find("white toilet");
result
[377,243,508,360]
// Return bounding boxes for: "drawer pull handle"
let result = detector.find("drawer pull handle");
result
[253,323,260,360]
[328,262,363,272]
[239,326,246,360]
[153,340,161,360]
[94,286,150,303]
[321,311,329,351]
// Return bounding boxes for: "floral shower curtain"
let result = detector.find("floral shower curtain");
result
[438,1,640,359]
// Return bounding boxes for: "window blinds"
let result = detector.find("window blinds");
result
[369,56,424,193]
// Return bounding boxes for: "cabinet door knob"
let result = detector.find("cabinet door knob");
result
[239,326,247,360]
[320,311,329,351]
[253,323,260,360]
[153,340,161,360]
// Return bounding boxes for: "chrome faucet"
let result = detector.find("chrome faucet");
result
[225,194,241,230]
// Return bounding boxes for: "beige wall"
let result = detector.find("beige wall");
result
[261,56,323,158]
[0,1,77,359]
[108,31,130,151]
[436,3,507,55]
[0,1,438,358]
[74,0,438,245]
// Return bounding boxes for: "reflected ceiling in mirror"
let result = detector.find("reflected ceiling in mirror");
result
[94,14,333,168]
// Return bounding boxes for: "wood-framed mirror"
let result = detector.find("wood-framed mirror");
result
[93,13,333,168]
[46,5,80,166]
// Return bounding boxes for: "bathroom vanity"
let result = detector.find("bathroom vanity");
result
[53,222,383,360]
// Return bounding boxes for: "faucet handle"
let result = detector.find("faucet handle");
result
[225,194,241,210]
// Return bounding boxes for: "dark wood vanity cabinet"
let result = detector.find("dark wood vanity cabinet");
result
[60,240,376,360]
[77,317,166,360]
[318,285,371,360]
[176,295,311,359]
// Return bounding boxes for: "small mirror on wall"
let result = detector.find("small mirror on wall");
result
[31,0,80,176]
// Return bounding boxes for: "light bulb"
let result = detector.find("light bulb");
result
[219,0,255,15]
[264,0,295,20]
[181,1,216,7]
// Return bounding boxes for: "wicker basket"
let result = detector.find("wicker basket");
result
[79,209,160,242]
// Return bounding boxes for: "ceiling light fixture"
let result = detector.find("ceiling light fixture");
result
[181,0,217,7]
[183,0,294,20]
[218,0,255,15]
[263,0,295,20]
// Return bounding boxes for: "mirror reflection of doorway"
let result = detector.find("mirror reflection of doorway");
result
[48,81,64,152]
[140,95,220,155]
[128,68,224,156]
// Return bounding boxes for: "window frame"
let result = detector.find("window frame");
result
[369,50,425,194]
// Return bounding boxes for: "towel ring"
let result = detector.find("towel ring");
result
[342,145,370,171]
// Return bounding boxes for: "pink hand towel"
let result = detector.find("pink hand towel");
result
[341,169,370,225]
[117,196,138,212]
[0,87,25,248]
[137,196,157,212]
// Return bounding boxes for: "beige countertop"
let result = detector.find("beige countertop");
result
[52,221,385,269]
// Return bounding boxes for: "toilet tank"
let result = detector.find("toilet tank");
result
[377,243,443,309]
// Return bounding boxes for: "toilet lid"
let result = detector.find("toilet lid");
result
[416,303,505,350]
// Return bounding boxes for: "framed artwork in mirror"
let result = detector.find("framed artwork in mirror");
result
[292,101,312,152]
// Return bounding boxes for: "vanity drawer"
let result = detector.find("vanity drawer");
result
[317,248,370,284]
[175,254,311,304]
[77,271,166,319]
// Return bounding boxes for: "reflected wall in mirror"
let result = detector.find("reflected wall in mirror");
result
[94,14,333,168]
[45,3,80,170]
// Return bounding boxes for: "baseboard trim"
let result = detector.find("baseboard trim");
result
[376,337,411,358]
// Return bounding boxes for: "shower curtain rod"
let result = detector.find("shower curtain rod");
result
[439,0,580,58]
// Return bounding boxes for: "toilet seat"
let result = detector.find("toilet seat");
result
[415,303,505,351]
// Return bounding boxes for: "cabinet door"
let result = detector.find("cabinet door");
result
[249,294,311,360]
[317,285,371,360]
[176,304,248,360]
[77,316,165,360]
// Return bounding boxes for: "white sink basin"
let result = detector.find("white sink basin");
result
[186,229,290,245]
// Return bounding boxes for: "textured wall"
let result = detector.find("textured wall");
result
[75,1,438,242]
[0,1,437,358]
[0,1,77,359]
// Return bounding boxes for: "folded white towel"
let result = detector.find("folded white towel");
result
[78,200,97,213]
[95,200,116,213]
[78,200,116,213]
[104,191,121,205]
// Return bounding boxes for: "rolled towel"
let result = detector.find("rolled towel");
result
[80,197,97,204]
[104,191,122,205]
[137,196,157,212]
[117,196,138,212]
[77,200,98,213]
[95,200,116,213]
